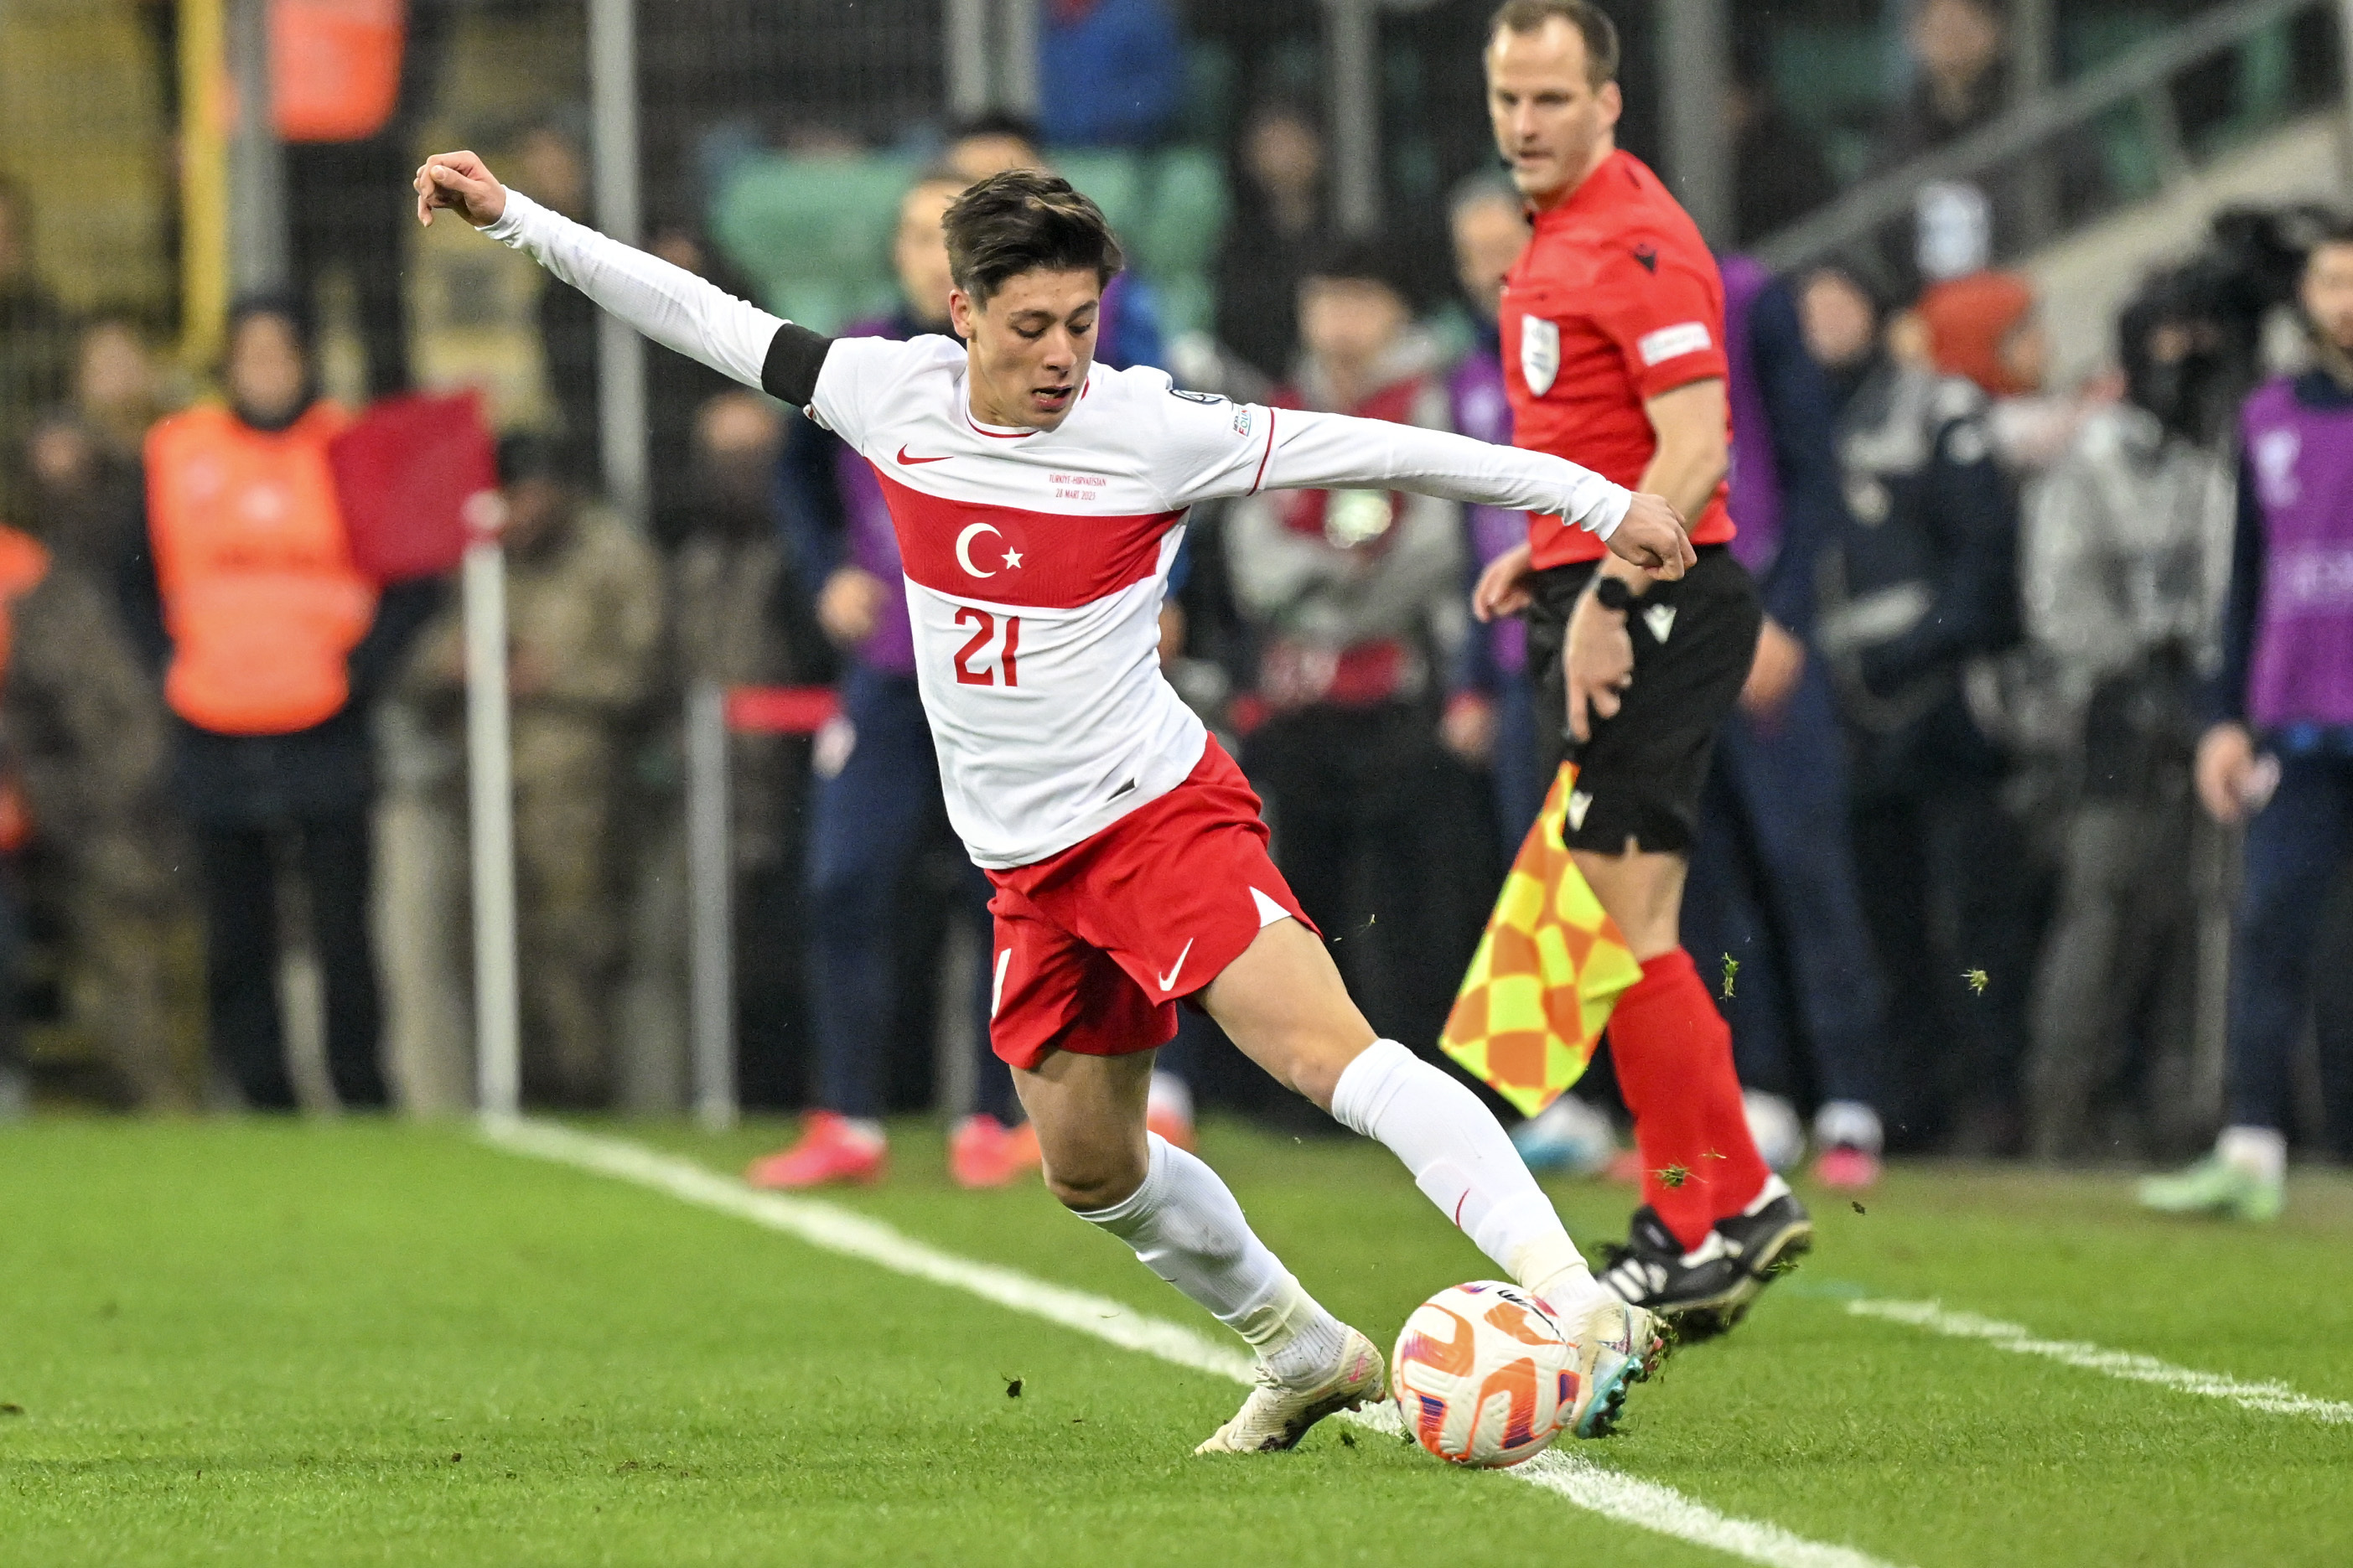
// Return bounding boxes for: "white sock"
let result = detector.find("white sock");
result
[2217,1126,2286,1184]
[1329,1039,1604,1320]
[1078,1134,1346,1383]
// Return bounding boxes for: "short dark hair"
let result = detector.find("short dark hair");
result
[1488,0,1620,87]
[1300,235,1412,303]
[2306,213,2353,267]
[944,170,1124,304]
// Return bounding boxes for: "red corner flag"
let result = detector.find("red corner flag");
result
[327,390,497,583]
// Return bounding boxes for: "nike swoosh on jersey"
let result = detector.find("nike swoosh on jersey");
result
[897,445,952,464]
[1157,938,1196,993]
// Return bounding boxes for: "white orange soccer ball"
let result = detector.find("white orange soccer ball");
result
[1391,1281,1577,1467]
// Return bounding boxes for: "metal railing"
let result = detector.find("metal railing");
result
[1754,0,2350,275]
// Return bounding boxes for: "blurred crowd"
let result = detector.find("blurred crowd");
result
[0,0,2348,1188]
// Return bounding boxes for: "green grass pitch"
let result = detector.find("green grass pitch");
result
[2,1116,2348,1565]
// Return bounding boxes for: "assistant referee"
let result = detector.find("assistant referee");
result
[1471,0,1811,1334]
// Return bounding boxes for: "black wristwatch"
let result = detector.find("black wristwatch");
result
[1592,577,1636,614]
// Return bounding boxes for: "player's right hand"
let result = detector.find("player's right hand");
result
[1606,493,1696,580]
[415,151,508,230]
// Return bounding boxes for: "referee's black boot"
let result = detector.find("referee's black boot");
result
[1597,1180,1811,1340]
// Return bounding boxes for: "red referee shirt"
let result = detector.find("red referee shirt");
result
[1499,149,1735,568]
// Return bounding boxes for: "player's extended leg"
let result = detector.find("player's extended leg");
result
[1013,1046,1384,1452]
[1200,918,1661,1436]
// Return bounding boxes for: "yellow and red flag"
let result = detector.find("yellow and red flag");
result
[1439,765,1641,1116]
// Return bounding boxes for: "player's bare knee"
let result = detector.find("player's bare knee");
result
[1042,1150,1147,1213]
[1272,1028,1370,1112]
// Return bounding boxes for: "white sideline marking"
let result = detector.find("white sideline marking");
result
[1849,1300,2353,1425]
[484,1119,1904,1568]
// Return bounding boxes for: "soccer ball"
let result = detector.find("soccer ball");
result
[1391,1281,1577,1468]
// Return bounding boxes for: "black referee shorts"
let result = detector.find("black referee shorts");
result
[1526,545,1761,856]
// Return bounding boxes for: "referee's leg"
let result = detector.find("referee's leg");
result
[1528,555,1776,1259]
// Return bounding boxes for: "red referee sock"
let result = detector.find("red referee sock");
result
[1608,948,1771,1252]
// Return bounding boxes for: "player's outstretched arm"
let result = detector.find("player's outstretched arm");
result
[414,150,803,396]
[1244,410,1692,579]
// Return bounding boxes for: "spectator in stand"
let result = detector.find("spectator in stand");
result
[1879,0,2008,161]
[0,178,76,515]
[71,316,166,466]
[748,173,1053,1191]
[128,298,440,1110]
[9,406,190,1110]
[1870,0,2019,295]
[1225,238,1471,1049]
[2143,225,2353,1220]
[515,123,602,477]
[664,391,823,1110]
[2022,269,2236,1162]
[402,436,662,1107]
[1038,0,1185,149]
[1726,25,1836,248]
[1675,255,1892,1188]
[1800,261,2036,1153]
[514,121,736,529]
[1439,176,1544,851]
[1916,270,2083,476]
[941,116,1166,373]
[279,0,453,396]
[1213,102,1328,386]
[0,523,39,1120]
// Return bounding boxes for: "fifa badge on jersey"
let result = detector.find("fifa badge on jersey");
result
[1520,316,1561,396]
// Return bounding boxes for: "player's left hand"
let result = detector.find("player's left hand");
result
[1606,493,1696,580]
[1564,584,1636,743]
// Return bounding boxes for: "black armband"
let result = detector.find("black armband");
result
[761,323,833,407]
[1592,577,1636,613]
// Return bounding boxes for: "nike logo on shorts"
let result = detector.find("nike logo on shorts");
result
[897,445,952,464]
[1158,938,1196,993]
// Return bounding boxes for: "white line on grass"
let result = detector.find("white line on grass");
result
[1848,1300,2353,1424]
[484,1118,1903,1568]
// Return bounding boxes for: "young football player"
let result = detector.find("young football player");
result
[416,147,1692,1452]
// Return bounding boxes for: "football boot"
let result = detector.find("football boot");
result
[946,1114,1041,1189]
[1195,1326,1386,1454]
[1599,1179,1811,1339]
[744,1112,887,1190]
[2138,1155,2283,1223]
[1562,1296,1666,1438]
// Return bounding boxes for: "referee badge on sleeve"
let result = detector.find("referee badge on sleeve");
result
[1520,316,1561,396]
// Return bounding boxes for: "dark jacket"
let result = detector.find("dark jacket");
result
[1819,354,2022,793]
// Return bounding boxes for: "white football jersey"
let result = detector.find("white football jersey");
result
[487,190,1632,867]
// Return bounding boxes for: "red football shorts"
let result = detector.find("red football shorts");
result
[985,737,1315,1070]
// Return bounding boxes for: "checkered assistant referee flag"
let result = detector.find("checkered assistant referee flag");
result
[1439,765,1642,1116]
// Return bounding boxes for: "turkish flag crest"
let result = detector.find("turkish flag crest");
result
[1519,315,1561,396]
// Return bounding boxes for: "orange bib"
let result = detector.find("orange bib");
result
[145,403,379,736]
[272,0,406,144]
